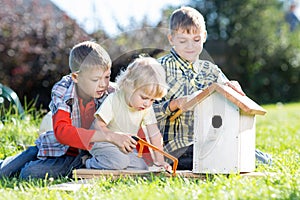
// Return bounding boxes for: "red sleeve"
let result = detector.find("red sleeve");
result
[53,110,94,150]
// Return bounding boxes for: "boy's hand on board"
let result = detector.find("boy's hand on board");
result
[225,80,245,96]
[169,96,189,112]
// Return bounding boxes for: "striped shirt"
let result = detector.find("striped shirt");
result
[153,48,228,153]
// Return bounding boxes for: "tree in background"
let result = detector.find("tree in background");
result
[1,0,299,109]
[91,15,172,81]
[0,0,90,109]
[188,0,300,103]
[93,0,300,104]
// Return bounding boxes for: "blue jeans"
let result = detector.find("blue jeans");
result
[0,145,87,179]
[19,150,88,179]
[255,149,272,165]
[0,146,38,178]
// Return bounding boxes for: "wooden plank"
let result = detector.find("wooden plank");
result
[72,169,206,179]
[72,169,275,179]
[72,169,165,179]
[73,169,158,176]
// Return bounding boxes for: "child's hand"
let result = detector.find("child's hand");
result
[170,91,203,112]
[169,96,188,112]
[154,161,173,173]
[107,84,116,93]
[225,81,245,96]
[111,132,137,154]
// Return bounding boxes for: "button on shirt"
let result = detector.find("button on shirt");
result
[153,48,228,153]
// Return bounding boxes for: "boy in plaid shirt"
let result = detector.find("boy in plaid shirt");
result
[153,6,272,170]
[0,41,137,179]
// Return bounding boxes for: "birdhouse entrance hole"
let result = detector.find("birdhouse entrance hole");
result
[212,115,222,128]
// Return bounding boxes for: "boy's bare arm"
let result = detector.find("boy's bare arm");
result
[147,124,172,170]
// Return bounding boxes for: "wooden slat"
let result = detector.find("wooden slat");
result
[72,169,275,179]
[72,169,165,179]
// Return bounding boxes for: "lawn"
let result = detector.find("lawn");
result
[0,102,299,199]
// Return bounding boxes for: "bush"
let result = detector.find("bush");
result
[0,0,91,109]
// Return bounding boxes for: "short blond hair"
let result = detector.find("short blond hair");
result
[116,57,168,99]
[169,6,206,35]
[69,41,111,72]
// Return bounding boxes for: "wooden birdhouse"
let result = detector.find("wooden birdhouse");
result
[191,83,266,174]
[171,83,267,174]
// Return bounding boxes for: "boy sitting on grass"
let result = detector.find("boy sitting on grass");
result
[0,41,137,179]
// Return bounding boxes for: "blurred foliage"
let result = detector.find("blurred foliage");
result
[0,0,90,109]
[0,0,299,111]
[188,0,300,104]
[91,17,172,81]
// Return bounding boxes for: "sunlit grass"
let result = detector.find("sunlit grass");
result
[0,102,44,158]
[0,102,299,199]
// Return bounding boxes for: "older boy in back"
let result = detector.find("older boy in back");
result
[0,41,137,179]
[153,6,272,170]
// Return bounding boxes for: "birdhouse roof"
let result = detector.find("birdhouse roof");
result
[180,83,267,116]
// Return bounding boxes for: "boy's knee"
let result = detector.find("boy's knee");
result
[26,146,38,156]
[19,161,48,179]
[19,167,34,179]
[19,167,54,180]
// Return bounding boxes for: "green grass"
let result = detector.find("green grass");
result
[0,102,299,199]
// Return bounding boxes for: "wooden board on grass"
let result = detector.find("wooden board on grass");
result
[72,169,274,180]
[72,169,166,179]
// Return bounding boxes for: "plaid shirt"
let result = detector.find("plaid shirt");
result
[153,48,228,153]
[35,75,108,159]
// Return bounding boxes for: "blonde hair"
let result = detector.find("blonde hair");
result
[69,41,111,72]
[169,6,206,35]
[116,57,168,99]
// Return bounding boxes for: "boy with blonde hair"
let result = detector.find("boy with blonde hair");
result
[0,41,137,179]
[86,57,171,171]
[153,6,272,170]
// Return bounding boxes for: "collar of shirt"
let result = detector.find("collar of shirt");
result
[170,48,197,73]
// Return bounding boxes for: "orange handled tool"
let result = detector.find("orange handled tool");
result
[132,136,178,176]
